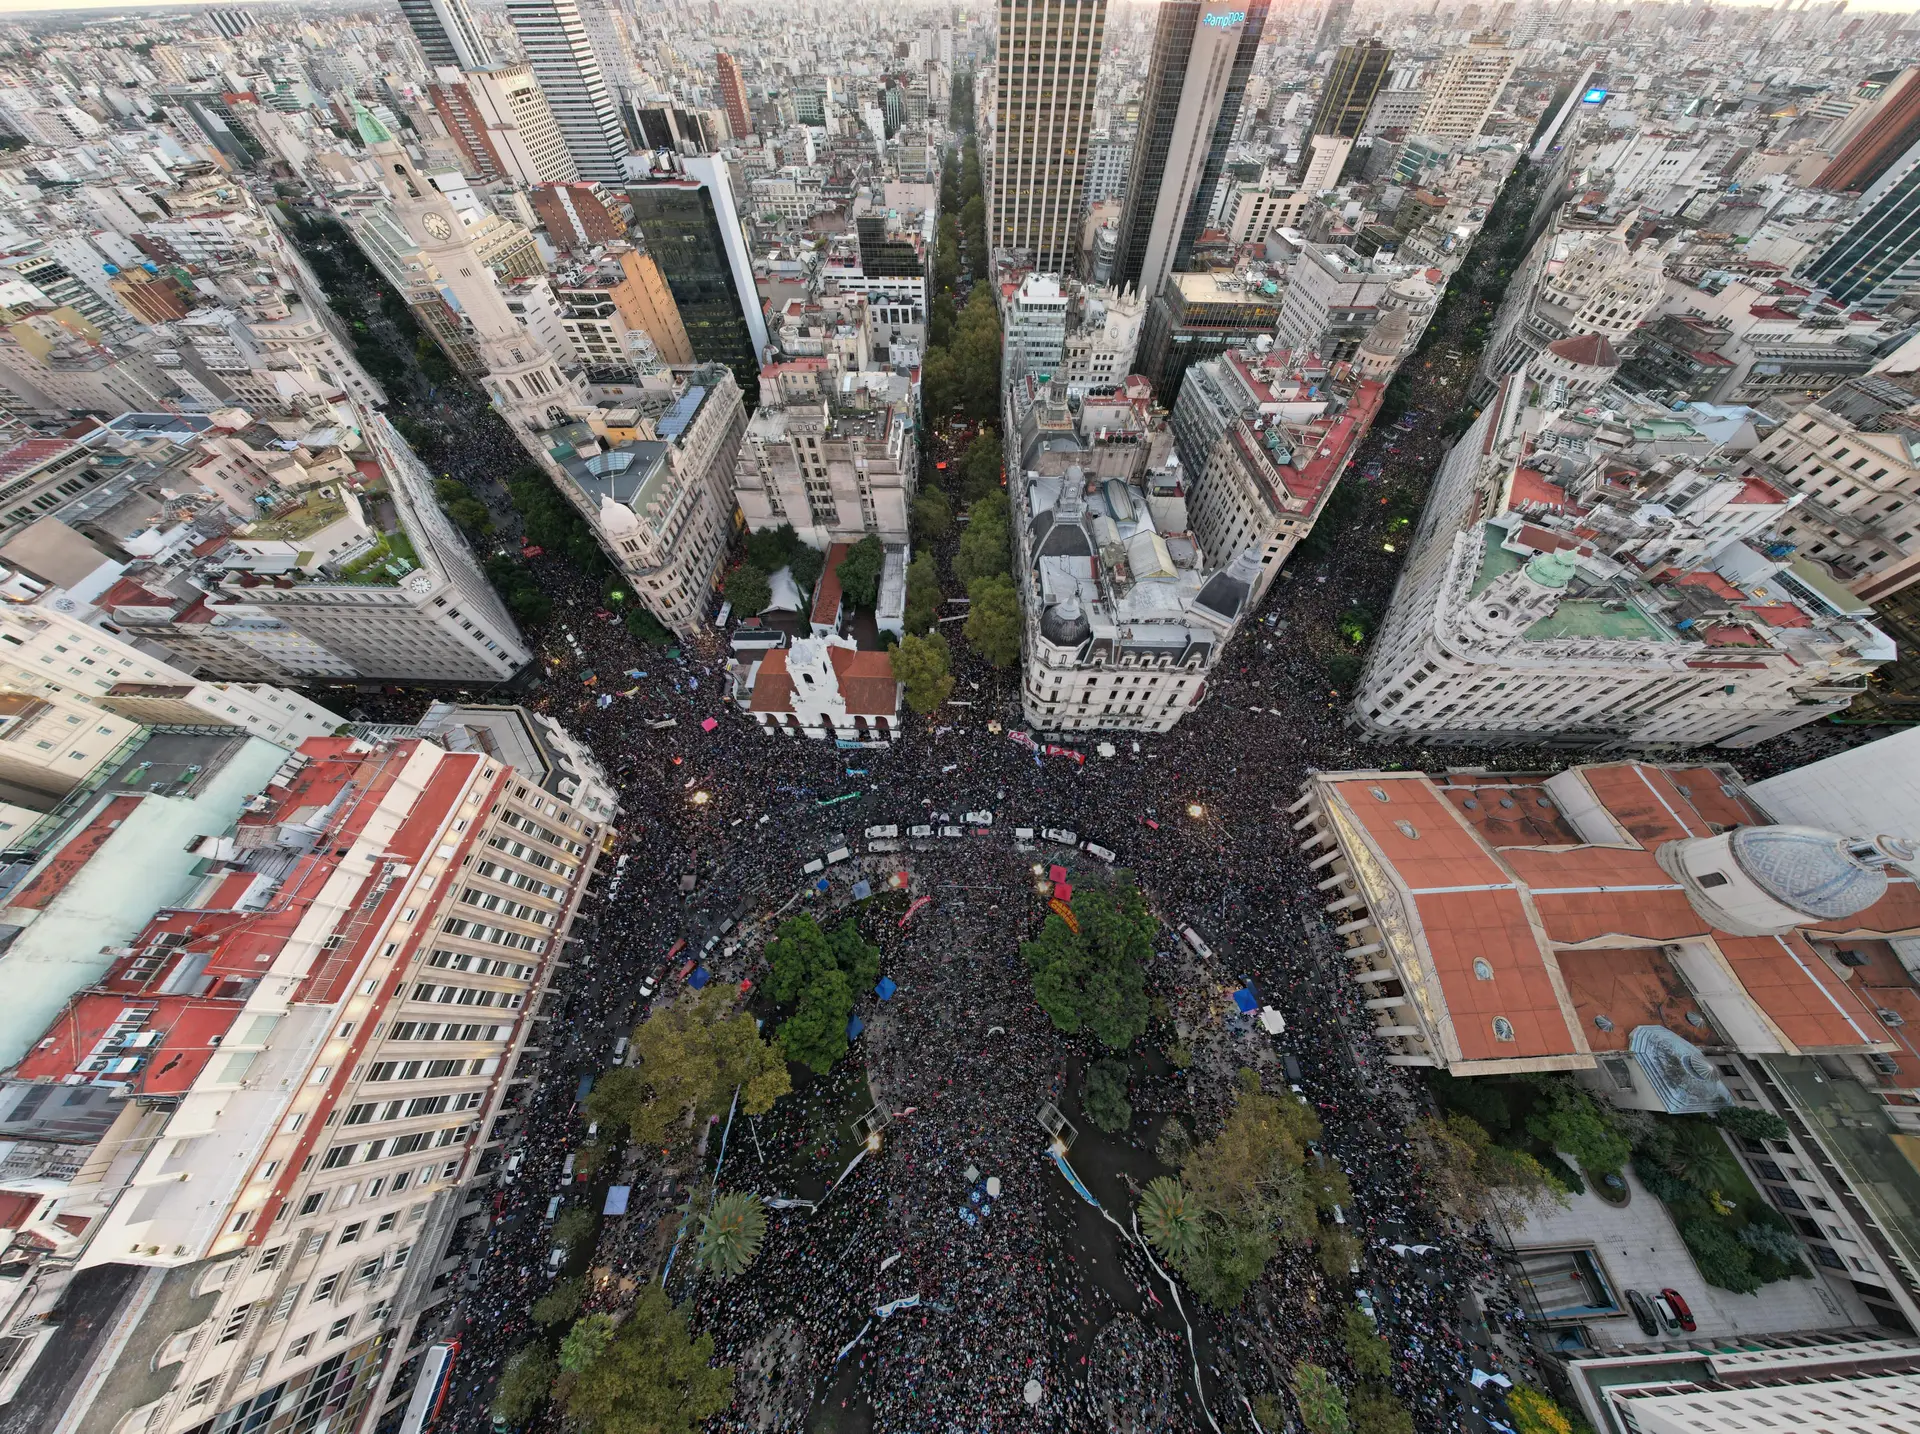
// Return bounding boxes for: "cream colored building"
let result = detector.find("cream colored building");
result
[0,686,137,797]
[988,0,1108,274]
[1415,34,1517,145]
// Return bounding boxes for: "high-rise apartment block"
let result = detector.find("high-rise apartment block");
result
[505,0,629,183]
[989,0,1107,275]
[1111,1,1267,303]
[1307,40,1392,149]
[398,0,493,70]
[1816,66,1920,193]
[428,64,578,187]
[0,732,607,1434]
[1802,138,1920,309]
[715,51,751,139]
[1415,34,1517,145]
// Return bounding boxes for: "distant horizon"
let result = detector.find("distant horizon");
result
[3,0,1920,13]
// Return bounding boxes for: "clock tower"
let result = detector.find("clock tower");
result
[354,104,592,440]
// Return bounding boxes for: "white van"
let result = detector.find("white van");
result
[545,1195,562,1221]
[611,1036,628,1062]
[560,1152,576,1184]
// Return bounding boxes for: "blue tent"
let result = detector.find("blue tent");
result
[689,966,711,989]
[847,1015,865,1039]
[852,880,872,900]
[815,877,830,893]
[875,977,897,1001]
[1232,986,1258,1014]
[603,1185,631,1216]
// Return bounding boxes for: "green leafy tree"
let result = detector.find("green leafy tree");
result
[920,347,958,420]
[953,501,1010,586]
[961,430,1002,500]
[1293,1362,1351,1434]
[1138,1176,1203,1263]
[532,1276,585,1326]
[1020,879,1153,1049]
[747,523,800,571]
[1680,1217,1762,1294]
[492,1342,557,1425]
[927,291,956,349]
[1716,1106,1789,1142]
[1350,1387,1416,1434]
[585,987,791,1155]
[1343,1308,1392,1380]
[951,288,1002,420]
[1082,1057,1131,1133]
[1183,1212,1276,1310]
[1664,1119,1743,1196]
[912,488,952,543]
[725,564,771,617]
[891,631,954,714]
[1317,1227,1362,1279]
[1738,1221,1805,1268]
[624,605,671,646]
[1408,1113,1568,1226]
[553,1205,596,1255]
[564,1286,735,1434]
[1524,1077,1632,1175]
[765,915,880,1075]
[695,1191,768,1280]
[904,553,942,636]
[964,574,1021,666]
[1507,1387,1579,1434]
[788,542,825,595]
[560,1312,617,1373]
[835,534,885,610]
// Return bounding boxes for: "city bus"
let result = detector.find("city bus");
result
[397,1339,459,1434]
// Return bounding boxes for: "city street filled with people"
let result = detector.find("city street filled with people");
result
[330,170,1879,1434]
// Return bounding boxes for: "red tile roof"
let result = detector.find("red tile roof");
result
[811,543,848,628]
[1545,333,1619,368]
[1743,603,1812,629]
[10,795,144,911]
[1507,466,1580,516]
[1731,476,1786,505]
[1717,932,1895,1051]
[829,645,899,717]
[749,648,796,713]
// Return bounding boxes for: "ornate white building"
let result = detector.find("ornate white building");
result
[1479,215,1665,395]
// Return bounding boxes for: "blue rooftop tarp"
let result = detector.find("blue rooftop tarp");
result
[1232,986,1258,1014]
[603,1185,631,1216]
[847,1015,865,1039]
[875,977,897,1001]
[689,966,711,989]
[815,877,830,893]
[852,880,872,900]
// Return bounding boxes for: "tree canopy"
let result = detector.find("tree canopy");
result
[563,1286,735,1434]
[725,563,771,617]
[492,1342,556,1425]
[954,490,1011,587]
[586,987,790,1154]
[912,488,952,544]
[1405,1112,1568,1227]
[695,1191,768,1280]
[835,534,885,610]
[961,429,1002,501]
[904,552,942,636]
[891,631,954,714]
[1020,878,1154,1049]
[964,573,1021,666]
[766,914,880,1075]
[1081,1057,1131,1133]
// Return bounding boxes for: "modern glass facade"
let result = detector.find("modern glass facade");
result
[1804,142,1920,308]
[628,183,762,402]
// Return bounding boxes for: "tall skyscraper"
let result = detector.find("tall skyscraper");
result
[1110,0,1267,302]
[1415,33,1518,144]
[629,156,769,402]
[1803,138,1920,308]
[506,0,628,182]
[989,0,1107,276]
[1315,0,1353,52]
[1817,67,1920,193]
[1307,39,1392,145]
[716,51,751,139]
[399,0,493,70]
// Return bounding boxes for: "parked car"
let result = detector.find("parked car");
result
[1659,1288,1696,1332]
[1626,1288,1661,1338]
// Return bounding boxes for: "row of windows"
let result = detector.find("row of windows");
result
[424,948,534,980]
[410,981,526,1009]
[342,1090,484,1125]
[319,1123,473,1169]
[485,832,577,878]
[458,886,552,926]
[364,1056,495,1082]
[440,917,546,953]
[385,1019,510,1042]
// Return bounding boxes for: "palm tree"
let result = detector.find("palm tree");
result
[695,1191,767,1280]
[1666,1120,1741,1197]
[1139,1176,1203,1264]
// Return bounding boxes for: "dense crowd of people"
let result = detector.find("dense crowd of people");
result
[367,215,1878,1434]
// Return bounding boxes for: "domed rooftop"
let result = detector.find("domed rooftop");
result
[1524,551,1578,589]
[1729,825,1889,920]
[1039,595,1092,646]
